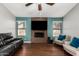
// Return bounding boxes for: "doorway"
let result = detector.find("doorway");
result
[31,17,48,43]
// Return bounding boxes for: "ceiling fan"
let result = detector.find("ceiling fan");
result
[25,3,55,11]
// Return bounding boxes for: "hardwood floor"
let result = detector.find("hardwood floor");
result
[15,43,71,56]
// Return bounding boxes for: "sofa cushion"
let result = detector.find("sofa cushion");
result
[0,44,15,56]
[4,38,15,45]
[0,33,13,41]
[0,33,14,47]
[58,35,66,41]
[63,44,77,56]
[0,39,4,47]
[4,36,13,40]
[0,38,5,47]
[4,33,13,40]
[70,37,79,48]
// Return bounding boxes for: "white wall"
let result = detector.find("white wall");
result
[63,4,79,37]
[0,4,16,37]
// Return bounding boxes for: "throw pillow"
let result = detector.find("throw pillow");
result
[58,35,66,41]
[70,37,79,48]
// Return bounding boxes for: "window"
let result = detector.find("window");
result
[16,21,26,37]
[52,21,62,37]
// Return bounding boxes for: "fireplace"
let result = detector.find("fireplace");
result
[35,32,44,38]
[31,18,48,43]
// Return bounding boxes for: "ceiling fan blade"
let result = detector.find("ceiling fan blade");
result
[25,3,33,6]
[46,3,55,6]
[38,4,42,11]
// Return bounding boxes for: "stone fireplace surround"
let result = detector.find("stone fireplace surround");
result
[31,17,47,43]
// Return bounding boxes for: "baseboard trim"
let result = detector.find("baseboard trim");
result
[24,41,31,43]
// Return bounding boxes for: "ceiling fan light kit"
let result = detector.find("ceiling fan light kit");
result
[38,4,42,11]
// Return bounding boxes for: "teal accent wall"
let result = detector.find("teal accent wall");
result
[48,17,63,39]
[16,17,63,41]
[48,18,53,38]
[26,17,31,41]
[16,17,31,41]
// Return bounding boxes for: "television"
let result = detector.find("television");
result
[31,21,47,30]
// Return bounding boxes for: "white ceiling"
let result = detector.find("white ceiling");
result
[3,3,77,17]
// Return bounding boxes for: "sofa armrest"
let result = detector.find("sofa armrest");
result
[53,37,57,41]
[14,38,22,40]
[63,41,70,45]
[77,47,79,51]
[64,38,71,41]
